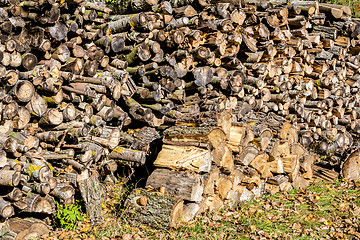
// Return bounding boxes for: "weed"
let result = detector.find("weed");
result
[54,201,85,230]
[106,0,118,4]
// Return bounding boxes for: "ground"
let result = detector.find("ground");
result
[41,179,360,240]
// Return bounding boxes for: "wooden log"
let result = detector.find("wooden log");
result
[251,126,273,151]
[319,3,344,19]
[227,125,247,153]
[236,144,259,166]
[282,154,300,181]
[314,165,339,183]
[23,163,51,183]
[124,188,183,229]
[269,139,290,160]
[164,126,226,149]
[131,0,158,12]
[288,1,319,15]
[146,168,204,202]
[30,182,51,195]
[38,108,63,126]
[107,13,147,33]
[198,194,224,213]
[300,153,315,180]
[0,169,20,186]
[20,194,56,214]
[279,121,298,144]
[0,197,13,218]
[268,158,284,174]
[249,152,273,178]
[11,80,35,103]
[51,44,70,62]
[292,175,309,189]
[182,202,200,222]
[212,141,234,173]
[341,150,360,181]
[25,92,47,117]
[203,167,220,196]
[216,175,232,199]
[193,66,214,87]
[3,187,22,201]
[77,170,104,224]
[109,146,147,165]
[50,182,75,205]
[154,144,212,173]
[0,218,50,240]
[21,52,38,70]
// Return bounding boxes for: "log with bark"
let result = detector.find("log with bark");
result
[123,188,183,229]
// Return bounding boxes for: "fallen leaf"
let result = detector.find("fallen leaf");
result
[122,233,132,240]
[293,222,302,230]
[324,220,332,226]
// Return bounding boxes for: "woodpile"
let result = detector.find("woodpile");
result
[0,0,164,231]
[138,112,321,228]
[0,0,359,234]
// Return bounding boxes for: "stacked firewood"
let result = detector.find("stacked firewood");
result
[0,0,359,235]
[132,111,338,228]
[0,0,164,236]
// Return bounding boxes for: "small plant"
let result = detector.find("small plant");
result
[106,0,118,4]
[54,201,85,230]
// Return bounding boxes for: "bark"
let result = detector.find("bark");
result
[77,170,104,224]
[0,197,13,218]
[146,168,204,202]
[109,146,147,165]
[124,188,183,229]
[0,169,20,187]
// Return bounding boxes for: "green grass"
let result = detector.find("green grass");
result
[47,180,360,240]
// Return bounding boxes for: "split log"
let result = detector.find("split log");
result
[212,141,234,173]
[154,144,212,173]
[314,165,339,183]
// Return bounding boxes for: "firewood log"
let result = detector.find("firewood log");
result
[164,126,227,149]
[124,188,183,229]
[212,141,234,173]
[16,194,56,214]
[154,144,212,173]
[341,150,360,181]
[0,218,50,240]
[77,170,104,224]
[146,168,204,202]
[0,197,13,218]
